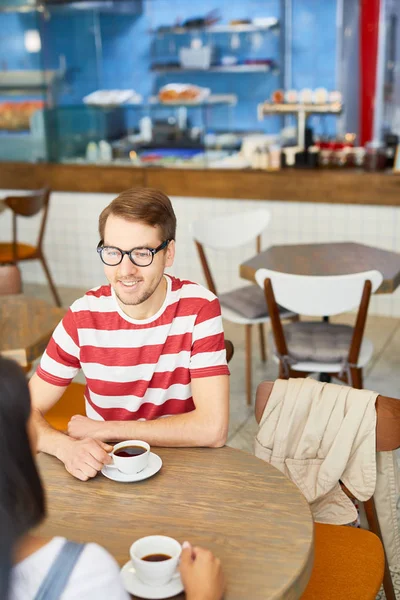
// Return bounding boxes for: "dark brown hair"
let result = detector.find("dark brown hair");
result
[0,357,46,599]
[98,187,177,242]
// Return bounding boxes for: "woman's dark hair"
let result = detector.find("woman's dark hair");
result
[0,357,46,598]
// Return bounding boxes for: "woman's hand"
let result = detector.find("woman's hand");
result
[179,542,225,600]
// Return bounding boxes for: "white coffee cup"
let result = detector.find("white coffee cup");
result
[110,440,150,474]
[130,535,182,586]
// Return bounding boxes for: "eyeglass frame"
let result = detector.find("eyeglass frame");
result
[97,239,171,267]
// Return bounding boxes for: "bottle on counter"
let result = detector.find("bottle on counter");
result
[98,140,113,162]
[307,145,320,167]
[269,145,281,170]
[364,141,387,171]
[353,147,366,168]
[282,146,300,167]
[259,146,270,170]
[85,142,98,162]
[139,116,153,142]
[251,147,263,169]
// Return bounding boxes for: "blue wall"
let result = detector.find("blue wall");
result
[0,0,338,135]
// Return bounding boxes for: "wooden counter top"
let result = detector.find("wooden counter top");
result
[1,161,400,205]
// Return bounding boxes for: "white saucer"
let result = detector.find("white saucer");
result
[120,560,184,599]
[101,452,162,482]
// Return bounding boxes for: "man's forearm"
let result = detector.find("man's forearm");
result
[97,410,227,448]
[33,408,72,460]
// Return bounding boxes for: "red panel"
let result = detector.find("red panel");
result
[360,0,381,145]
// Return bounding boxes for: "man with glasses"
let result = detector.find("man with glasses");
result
[29,188,230,481]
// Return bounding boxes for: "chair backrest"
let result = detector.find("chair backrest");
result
[255,380,400,452]
[5,187,51,252]
[192,209,271,295]
[191,209,271,249]
[255,268,383,316]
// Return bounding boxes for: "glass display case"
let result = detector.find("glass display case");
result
[0,0,341,169]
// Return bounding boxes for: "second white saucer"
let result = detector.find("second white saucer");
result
[120,560,184,599]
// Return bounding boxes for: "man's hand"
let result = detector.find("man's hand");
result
[179,542,225,600]
[67,415,108,441]
[57,436,113,481]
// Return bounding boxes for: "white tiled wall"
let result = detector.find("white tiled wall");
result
[1,189,400,316]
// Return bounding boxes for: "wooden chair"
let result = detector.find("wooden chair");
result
[255,380,399,600]
[45,339,235,431]
[0,188,62,307]
[255,269,383,389]
[192,210,296,405]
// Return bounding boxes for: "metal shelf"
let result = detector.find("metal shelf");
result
[0,70,60,92]
[257,102,343,149]
[0,67,65,104]
[152,22,279,35]
[53,95,237,109]
[257,102,343,115]
[151,64,274,74]
[149,94,237,106]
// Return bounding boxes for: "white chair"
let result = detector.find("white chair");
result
[255,268,383,388]
[191,210,296,405]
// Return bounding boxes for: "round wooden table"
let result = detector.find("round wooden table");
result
[0,295,65,367]
[240,241,400,294]
[37,447,314,600]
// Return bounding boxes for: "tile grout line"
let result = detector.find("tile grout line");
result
[227,412,255,444]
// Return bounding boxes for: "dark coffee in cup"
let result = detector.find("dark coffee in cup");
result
[142,554,172,562]
[114,445,147,458]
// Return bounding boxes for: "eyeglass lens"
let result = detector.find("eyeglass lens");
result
[101,247,153,266]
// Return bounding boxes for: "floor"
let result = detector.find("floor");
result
[25,283,400,598]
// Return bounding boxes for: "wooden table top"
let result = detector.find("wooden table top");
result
[36,448,314,600]
[0,295,65,366]
[240,242,400,294]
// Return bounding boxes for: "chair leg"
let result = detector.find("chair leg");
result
[258,323,267,362]
[39,255,62,307]
[363,497,396,600]
[245,324,252,406]
[350,367,363,389]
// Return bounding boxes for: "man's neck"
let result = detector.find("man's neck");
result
[117,275,168,320]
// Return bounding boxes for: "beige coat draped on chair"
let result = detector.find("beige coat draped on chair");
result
[255,377,378,525]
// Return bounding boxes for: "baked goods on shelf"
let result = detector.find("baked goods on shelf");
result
[158,84,210,104]
[0,100,44,131]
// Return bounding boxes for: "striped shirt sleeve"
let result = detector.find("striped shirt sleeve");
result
[190,297,230,379]
[36,308,81,386]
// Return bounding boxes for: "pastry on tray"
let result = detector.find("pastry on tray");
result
[158,84,210,104]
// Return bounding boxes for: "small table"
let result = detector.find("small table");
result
[240,242,400,294]
[37,448,314,600]
[0,295,65,367]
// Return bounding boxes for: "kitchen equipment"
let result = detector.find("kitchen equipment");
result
[179,46,214,70]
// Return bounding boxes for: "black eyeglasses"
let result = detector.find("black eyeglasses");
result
[97,240,171,267]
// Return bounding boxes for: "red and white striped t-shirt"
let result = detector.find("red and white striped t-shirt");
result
[37,275,230,421]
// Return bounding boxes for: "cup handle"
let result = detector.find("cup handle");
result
[107,453,117,468]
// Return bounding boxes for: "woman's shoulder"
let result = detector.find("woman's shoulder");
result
[66,540,130,599]
[11,537,129,600]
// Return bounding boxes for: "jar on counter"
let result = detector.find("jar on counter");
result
[317,141,332,167]
[269,145,281,170]
[364,141,387,171]
[353,147,366,168]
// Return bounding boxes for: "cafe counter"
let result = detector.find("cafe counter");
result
[1,162,400,206]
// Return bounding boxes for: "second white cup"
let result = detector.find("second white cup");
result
[130,535,182,586]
